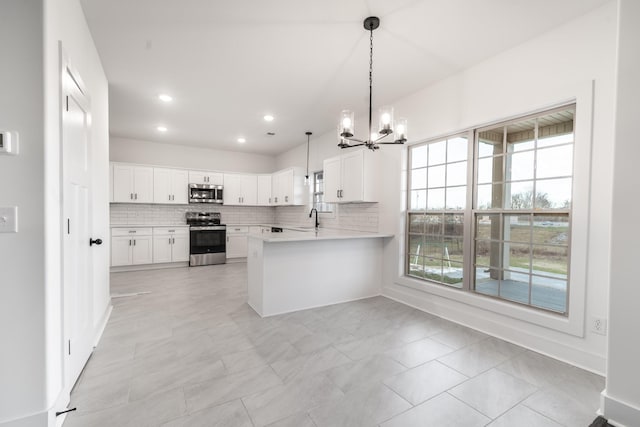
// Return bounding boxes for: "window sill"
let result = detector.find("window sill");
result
[393,274,583,337]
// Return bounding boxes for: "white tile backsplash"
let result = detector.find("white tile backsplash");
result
[110,202,378,232]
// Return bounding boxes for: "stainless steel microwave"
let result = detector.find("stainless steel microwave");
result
[189,183,223,204]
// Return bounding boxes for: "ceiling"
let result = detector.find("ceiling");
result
[80,0,609,156]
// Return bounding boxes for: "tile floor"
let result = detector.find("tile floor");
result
[65,263,604,427]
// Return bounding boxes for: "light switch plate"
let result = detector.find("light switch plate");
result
[0,207,18,233]
[0,131,19,155]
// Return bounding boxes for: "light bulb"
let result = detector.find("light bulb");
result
[396,124,405,134]
[342,117,352,128]
[381,113,391,125]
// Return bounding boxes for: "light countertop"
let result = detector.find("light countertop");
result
[248,228,393,243]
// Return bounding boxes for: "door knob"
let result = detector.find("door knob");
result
[90,238,103,246]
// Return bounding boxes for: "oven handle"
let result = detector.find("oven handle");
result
[190,226,226,231]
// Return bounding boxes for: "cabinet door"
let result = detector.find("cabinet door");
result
[171,169,189,204]
[227,234,248,258]
[223,174,242,205]
[271,172,281,205]
[279,169,294,204]
[112,164,134,202]
[133,166,154,203]
[257,175,272,206]
[241,174,258,205]
[323,156,342,203]
[341,150,364,202]
[188,171,208,184]
[153,168,173,203]
[153,234,173,263]
[208,173,224,185]
[132,235,153,265]
[111,236,132,266]
[171,234,190,262]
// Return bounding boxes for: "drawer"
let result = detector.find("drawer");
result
[153,226,189,236]
[111,227,153,237]
[227,226,249,234]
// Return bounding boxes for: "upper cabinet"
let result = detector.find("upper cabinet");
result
[272,167,305,206]
[257,175,272,206]
[112,164,154,203]
[223,173,257,205]
[153,167,189,204]
[111,162,305,206]
[188,171,223,185]
[323,149,379,203]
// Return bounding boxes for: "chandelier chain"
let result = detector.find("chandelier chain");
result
[368,26,374,145]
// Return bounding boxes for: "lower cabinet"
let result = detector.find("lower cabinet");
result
[226,226,249,258]
[152,227,189,263]
[111,226,188,267]
[111,228,153,266]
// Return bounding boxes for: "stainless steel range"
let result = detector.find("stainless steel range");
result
[186,212,226,266]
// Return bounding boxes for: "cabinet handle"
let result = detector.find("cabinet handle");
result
[268,198,271,204]
[169,237,172,244]
[129,239,132,246]
[133,239,136,246]
[172,237,175,244]
[337,189,340,198]
[275,197,278,203]
[285,196,288,202]
[135,193,138,200]
[130,193,134,200]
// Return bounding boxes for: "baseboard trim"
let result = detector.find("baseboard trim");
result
[93,303,112,347]
[601,389,640,427]
[383,284,606,375]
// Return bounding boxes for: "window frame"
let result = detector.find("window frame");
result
[399,91,592,337]
[313,170,333,214]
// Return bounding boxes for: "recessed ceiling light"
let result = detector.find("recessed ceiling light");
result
[237,137,246,143]
[157,126,168,132]
[158,94,173,102]
[263,115,274,122]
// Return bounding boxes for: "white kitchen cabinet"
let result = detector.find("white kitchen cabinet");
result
[272,167,305,205]
[323,149,378,203]
[111,228,153,266]
[153,168,189,204]
[112,163,154,203]
[153,227,189,263]
[188,171,224,185]
[257,175,272,206]
[226,225,249,258]
[223,174,257,205]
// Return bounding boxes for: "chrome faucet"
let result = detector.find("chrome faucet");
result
[309,208,319,229]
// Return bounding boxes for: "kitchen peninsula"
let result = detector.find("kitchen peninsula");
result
[247,228,392,317]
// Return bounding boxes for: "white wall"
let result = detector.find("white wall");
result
[0,0,110,425]
[110,137,277,173]
[601,0,640,424]
[0,1,47,425]
[276,2,617,373]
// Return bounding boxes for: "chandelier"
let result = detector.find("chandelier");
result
[338,16,407,150]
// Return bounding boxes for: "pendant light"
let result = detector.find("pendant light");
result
[338,17,407,150]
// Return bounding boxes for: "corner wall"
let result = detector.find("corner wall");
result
[601,0,640,424]
[110,137,277,173]
[0,1,47,424]
[276,2,617,373]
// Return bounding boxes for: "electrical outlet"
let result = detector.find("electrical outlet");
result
[591,317,608,336]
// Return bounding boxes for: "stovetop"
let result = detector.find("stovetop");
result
[186,211,222,226]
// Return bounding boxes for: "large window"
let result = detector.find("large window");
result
[407,105,574,315]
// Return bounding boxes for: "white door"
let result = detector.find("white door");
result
[257,175,272,206]
[62,62,94,391]
[152,235,172,263]
[172,234,190,262]
[171,169,189,204]
[153,168,173,203]
[323,156,342,203]
[341,150,364,202]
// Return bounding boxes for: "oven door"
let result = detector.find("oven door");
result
[190,226,226,254]
[189,226,226,266]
